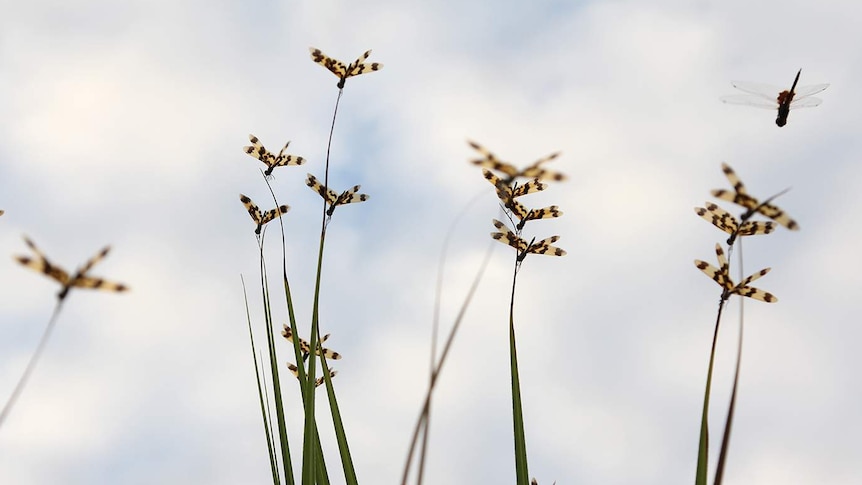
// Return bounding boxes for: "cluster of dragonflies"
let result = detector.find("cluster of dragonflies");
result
[721,69,829,127]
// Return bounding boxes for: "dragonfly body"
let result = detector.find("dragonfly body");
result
[721,69,828,127]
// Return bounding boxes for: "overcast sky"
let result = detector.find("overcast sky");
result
[1,0,860,484]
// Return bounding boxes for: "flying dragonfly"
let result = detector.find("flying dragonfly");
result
[15,236,129,300]
[695,243,777,302]
[490,219,566,262]
[309,47,383,89]
[469,141,566,184]
[243,134,306,176]
[306,173,369,216]
[721,69,829,127]
[239,194,290,235]
[712,163,799,230]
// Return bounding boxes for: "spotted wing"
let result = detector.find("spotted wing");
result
[15,237,71,285]
[695,203,739,235]
[490,219,527,251]
[259,204,291,225]
[309,47,348,78]
[730,267,777,302]
[287,363,337,388]
[282,325,341,360]
[469,141,519,178]
[737,220,776,237]
[520,152,566,182]
[239,194,264,224]
[525,205,562,222]
[694,244,732,291]
[243,134,277,167]
[334,185,370,207]
[511,178,547,198]
[527,235,566,256]
[273,141,306,168]
[306,174,338,204]
[346,49,382,78]
[68,246,128,292]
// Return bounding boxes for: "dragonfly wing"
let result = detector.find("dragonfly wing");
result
[720,94,777,110]
[728,81,783,100]
[793,83,829,98]
[788,97,823,109]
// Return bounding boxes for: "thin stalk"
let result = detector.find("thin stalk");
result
[302,89,342,485]
[508,258,529,485]
[258,235,294,485]
[416,189,487,485]
[243,275,281,484]
[401,241,495,485]
[320,353,358,485]
[713,242,746,485]
[695,298,727,485]
[0,299,65,430]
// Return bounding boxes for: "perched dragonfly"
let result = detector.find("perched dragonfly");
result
[15,236,129,300]
[721,69,829,127]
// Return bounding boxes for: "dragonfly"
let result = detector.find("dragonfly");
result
[15,236,129,300]
[469,141,565,184]
[712,163,799,230]
[239,194,290,235]
[309,47,383,89]
[243,134,306,177]
[490,219,566,261]
[694,202,776,246]
[306,173,369,216]
[721,69,829,127]
[282,324,342,360]
[287,363,337,388]
[695,243,777,302]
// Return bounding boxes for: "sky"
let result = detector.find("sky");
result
[1,0,861,484]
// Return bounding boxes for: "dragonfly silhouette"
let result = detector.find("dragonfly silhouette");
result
[721,69,829,127]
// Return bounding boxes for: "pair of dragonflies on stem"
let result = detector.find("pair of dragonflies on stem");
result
[721,69,829,127]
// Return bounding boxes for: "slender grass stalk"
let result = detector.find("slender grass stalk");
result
[302,88,351,485]
[0,300,65,430]
[257,233,295,485]
[695,299,726,485]
[416,190,487,485]
[507,257,529,485]
[713,242,746,485]
[401,241,495,485]
[242,275,281,484]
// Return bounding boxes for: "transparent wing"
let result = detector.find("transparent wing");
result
[728,81,783,101]
[787,96,823,109]
[720,94,778,110]
[792,83,829,99]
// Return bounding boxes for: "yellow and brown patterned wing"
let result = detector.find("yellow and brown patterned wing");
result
[239,194,263,225]
[520,152,565,182]
[511,178,548,198]
[309,47,348,78]
[259,204,291,225]
[711,163,758,211]
[469,140,519,178]
[305,173,338,204]
[15,237,71,285]
[695,203,739,235]
[346,49,382,78]
[243,134,277,167]
[287,362,337,388]
[490,219,527,251]
[527,235,566,256]
[273,141,306,169]
[757,201,799,231]
[737,220,776,237]
[731,267,777,302]
[334,185,370,207]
